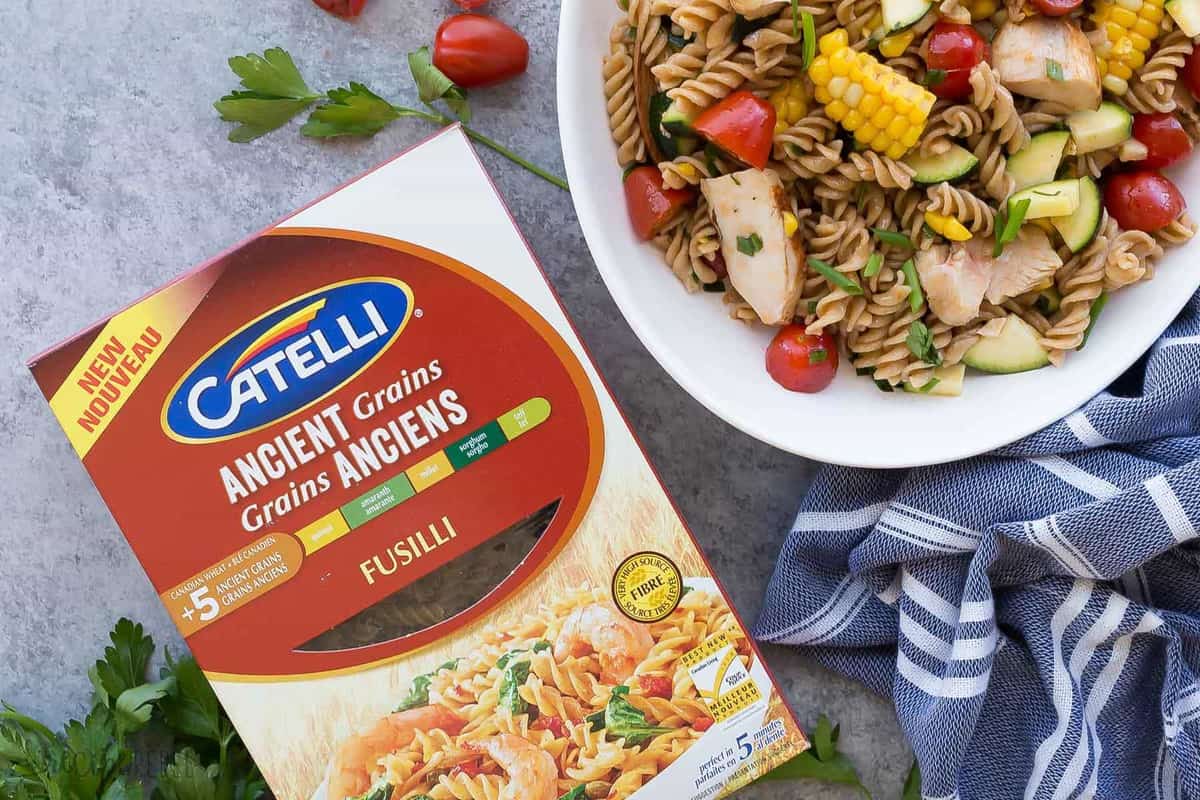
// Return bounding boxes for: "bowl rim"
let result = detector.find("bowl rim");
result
[555,0,1197,468]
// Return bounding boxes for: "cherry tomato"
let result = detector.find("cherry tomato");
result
[450,760,484,778]
[1184,48,1200,101]
[530,715,569,738]
[623,166,696,240]
[638,675,674,699]
[433,14,529,88]
[1029,0,1082,16]
[765,326,839,393]
[312,0,366,17]
[921,21,989,100]
[1132,113,1193,169]
[1104,170,1185,232]
[692,91,777,169]
[693,717,715,732]
[454,0,489,7]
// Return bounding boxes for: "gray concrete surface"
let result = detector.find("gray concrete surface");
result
[0,0,909,796]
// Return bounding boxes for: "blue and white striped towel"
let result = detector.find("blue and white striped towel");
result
[756,295,1200,800]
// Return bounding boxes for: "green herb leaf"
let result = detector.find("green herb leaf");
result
[802,11,817,70]
[1081,290,1109,348]
[215,49,321,142]
[994,197,1031,257]
[301,83,407,138]
[917,377,941,393]
[923,69,947,87]
[807,257,864,295]
[863,252,883,278]
[906,320,942,366]
[1046,58,1064,81]
[408,47,472,122]
[809,348,829,365]
[558,787,589,800]
[158,651,224,742]
[497,658,532,716]
[737,232,764,256]
[586,709,606,731]
[604,685,673,746]
[93,619,155,701]
[156,748,218,800]
[872,227,913,249]
[759,715,871,797]
[902,761,922,800]
[900,258,923,313]
[114,676,174,731]
[854,182,868,211]
[792,0,801,36]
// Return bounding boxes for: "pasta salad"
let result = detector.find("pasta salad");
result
[604,0,1200,395]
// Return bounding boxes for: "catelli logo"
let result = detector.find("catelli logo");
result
[163,278,413,442]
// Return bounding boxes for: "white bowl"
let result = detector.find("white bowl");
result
[556,0,1199,468]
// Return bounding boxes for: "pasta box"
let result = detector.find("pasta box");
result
[27,126,808,800]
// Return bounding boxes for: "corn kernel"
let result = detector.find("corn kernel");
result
[844,84,865,108]
[783,212,799,238]
[820,29,848,55]
[814,86,833,104]
[925,211,973,241]
[885,143,908,159]
[886,117,908,139]
[1110,7,1137,26]
[826,99,850,119]
[860,95,883,118]
[810,58,833,85]
[843,110,865,130]
[968,0,997,19]
[1110,61,1133,79]
[830,50,854,76]
[901,127,922,147]
[878,30,915,58]
[828,75,849,98]
[857,123,880,142]
[1103,74,1129,93]
[677,163,697,179]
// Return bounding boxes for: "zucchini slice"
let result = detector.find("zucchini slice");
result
[903,144,979,184]
[902,363,966,396]
[963,316,1051,374]
[1067,102,1133,155]
[1009,179,1081,220]
[1167,0,1200,37]
[1007,131,1070,193]
[882,0,933,31]
[1050,177,1102,253]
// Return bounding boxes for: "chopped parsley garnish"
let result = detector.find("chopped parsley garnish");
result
[872,227,913,249]
[807,257,864,295]
[923,69,947,87]
[917,377,941,393]
[809,348,829,365]
[900,258,923,313]
[737,232,764,256]
[906,320,942,366]
[1046,59,1064,81]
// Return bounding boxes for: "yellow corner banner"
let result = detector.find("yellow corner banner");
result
[48,271,218,458]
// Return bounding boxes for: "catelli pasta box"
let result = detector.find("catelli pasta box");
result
[28,127,808,800]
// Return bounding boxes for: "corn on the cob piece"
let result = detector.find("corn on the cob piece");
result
[924,211,973,241]
[1092,0,1167,95]
[809,29,936,160]
[783,211,800,237]
[769,79,809,133]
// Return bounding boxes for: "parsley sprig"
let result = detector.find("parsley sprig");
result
[215,47,568,191]
[0,619,265,800]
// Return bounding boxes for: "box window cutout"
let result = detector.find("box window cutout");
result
[298,498,561,651]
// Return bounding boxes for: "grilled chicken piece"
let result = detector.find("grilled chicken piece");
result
[915,243,991,326]
[971,227,1062,304]
[701,169,802,325]
[730,0,790,19]
[992,18,1101,111]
